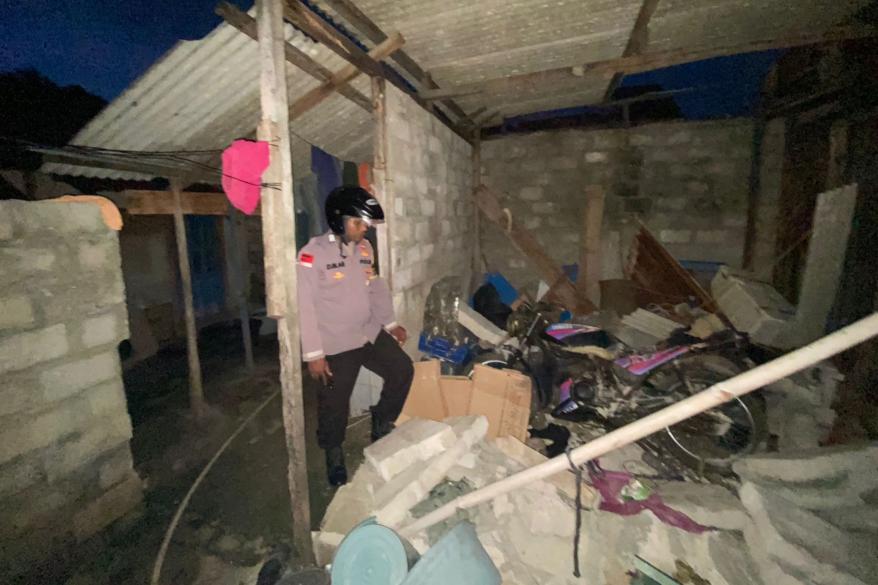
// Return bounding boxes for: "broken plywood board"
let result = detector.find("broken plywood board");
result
[626,221,718,312]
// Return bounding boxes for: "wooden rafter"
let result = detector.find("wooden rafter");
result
[603,0,661,101]
[288,33,404,120]
[216,1,371,112]
[319,0,472,123]
[441,26,876,111]
[283,0,384,78]
[120,190,236,216]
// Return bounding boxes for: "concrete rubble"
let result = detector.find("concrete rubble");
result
[315,412,878,585]
[761,361,843,451]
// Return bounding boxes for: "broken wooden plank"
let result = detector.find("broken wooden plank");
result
[216,1,371,112]
[577,186,605,305]
[288,32,403,121]
[626,221,718,312]
[603,0,661,100]
[121,190,232,215]
[475,184,596,314]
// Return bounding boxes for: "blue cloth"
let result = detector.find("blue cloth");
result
[311,145,342,232]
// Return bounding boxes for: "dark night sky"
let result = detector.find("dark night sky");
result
[0,0,775,117]
[0,0,247,100]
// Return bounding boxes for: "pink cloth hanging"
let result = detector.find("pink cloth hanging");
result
[221,139,270,215]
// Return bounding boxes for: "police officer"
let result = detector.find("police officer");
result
[297,186,414,486]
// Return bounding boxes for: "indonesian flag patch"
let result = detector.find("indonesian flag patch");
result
[299,253,314,268]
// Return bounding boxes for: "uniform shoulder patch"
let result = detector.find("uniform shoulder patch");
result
[299,252,314,268]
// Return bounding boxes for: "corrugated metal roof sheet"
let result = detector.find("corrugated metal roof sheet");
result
[45,0,871,180]
[44,9,375,180]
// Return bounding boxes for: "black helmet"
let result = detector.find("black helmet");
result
[325,186,385,234]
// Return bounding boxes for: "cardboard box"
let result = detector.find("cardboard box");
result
[439,377,472,417]
[469,365,531,442]
[398,360,446,424]
[397,360,531,442]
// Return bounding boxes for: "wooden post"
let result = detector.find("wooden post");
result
[577,185,605,305]
[225,205,255,370]
[171,180,206,420]
[402,312,878,537]
[372,76,393,288]
[472,130,482,275]
[256,0,312,562]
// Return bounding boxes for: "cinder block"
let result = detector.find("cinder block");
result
[659,229,692,244]
[421,199,436,216]
[364,418,456,481]
[98,445,136,491]
[85,378,128,418]
[0,295,35,330]
[519,186,542,201]
[81,311,120,348]
[0,324,68,375]
[532,202,555,214]
[0,213,12,240]
[0,457,45,499]
[78,240,113,271]
[548,156,577,170]
[40,351,118,403]
[0,247,56,282]
[72,472,142,541]
[696,230,729,244]
[0,402,85,465]
[585,152,608,163]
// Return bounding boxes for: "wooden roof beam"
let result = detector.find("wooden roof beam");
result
[283,0,385,78]
[283,0,470,141]
[288,33,404,121]
[216,1,371,112]
[442,26,876,106]
[319,0,473,123]
[604,0,661,101]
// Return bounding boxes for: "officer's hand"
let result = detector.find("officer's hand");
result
[388,326,407,345]
[307,358,333,385]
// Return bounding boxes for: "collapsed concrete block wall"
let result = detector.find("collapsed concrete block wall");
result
[385,86,474,353]
[0,201,142,578]
[481,120,780,289]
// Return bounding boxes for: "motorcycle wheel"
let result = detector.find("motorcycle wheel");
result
[643,355,768,472]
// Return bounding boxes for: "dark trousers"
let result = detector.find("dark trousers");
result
[318,330,414,449]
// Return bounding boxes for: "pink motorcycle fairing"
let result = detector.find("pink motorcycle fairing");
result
[613,346,690,376]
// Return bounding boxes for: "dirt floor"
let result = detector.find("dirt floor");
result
[59,322,369,585]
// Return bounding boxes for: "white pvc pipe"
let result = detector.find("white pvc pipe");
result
[401,312,878,537]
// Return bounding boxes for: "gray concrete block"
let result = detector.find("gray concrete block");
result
[739,482,875,585]
[696,229,729,244]
[659,229,692,244]
[78,240,115,271]
[0,324,68,375]
[733,444,878,486]
[1,200,105,235]
[0,295,35,331]
[40,350,118,403]
[97,445,136,491]
[0,213,12,240]
[657,481,750,530]
[519,186,543,201]
[364,419,456,481]
[72,472,141,541]
[585,152,608,163]
[0,456,45,499]
[0,399,85,465]
[81,310,122,348]
[0,246,56,283]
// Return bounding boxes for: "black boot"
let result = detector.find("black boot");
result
[325,446,347,487]
[370,407,395,443]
